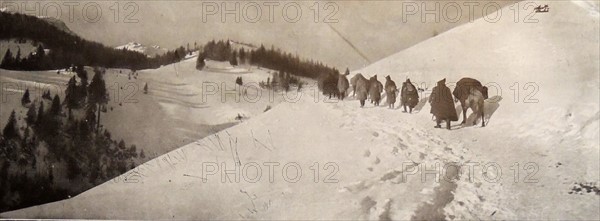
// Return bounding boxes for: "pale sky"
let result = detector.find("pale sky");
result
[1,0,515,69]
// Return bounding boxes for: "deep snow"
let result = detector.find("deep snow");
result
[1,0,599,220]
[0,53,287,159]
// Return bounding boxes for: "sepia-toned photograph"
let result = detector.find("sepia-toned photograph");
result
[0,0,598,220]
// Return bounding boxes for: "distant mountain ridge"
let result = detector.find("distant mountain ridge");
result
[115,42,168,58]
[0,11,174,70]
[37,16,75,35]
[0,7,74,36]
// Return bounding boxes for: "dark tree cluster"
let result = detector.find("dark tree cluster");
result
[202,40,234,62]
[259,70,304,92]
[196,40,337,79]
[248,44,335,79]
[0,67,144,212]
[0,12,187,71]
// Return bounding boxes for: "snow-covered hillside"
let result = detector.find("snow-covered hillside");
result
[354,0,599,146]
[115,42,168,58]
[0,52,289,161]
[2,0,598,220]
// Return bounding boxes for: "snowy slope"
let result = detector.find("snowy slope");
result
[355,0,599,144]
[1,52,288,162]
[2,1,599,220]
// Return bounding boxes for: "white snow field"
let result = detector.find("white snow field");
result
[2,0,599,220]
[1,53,286,159]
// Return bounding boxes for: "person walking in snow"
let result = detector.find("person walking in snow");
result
[400,78,420,113]
[429,78,458,130]
[384,75,398,109]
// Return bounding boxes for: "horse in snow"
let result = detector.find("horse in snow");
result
[453,77,489,127]
[337,72,350,100]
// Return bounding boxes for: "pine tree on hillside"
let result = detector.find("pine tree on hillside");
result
[196,54,206,70]
[236,77,243,86]
[42,90,52,100]
[239,48,246,64]
[21,88,31,106]
[22,127,30,145]
[1,49,13,68]
[50,95,61,116]
[84,106,96,134]
[75,65,88,100]
[64,76,79,112]
[33,45,47,69]
[35,45,45,58]
[229,50,238,66]
[26,103,37,127]
[345,68,350,76]
[66,157,80,180]
[281,72,290,92]
[14,48,21,65]
[3,110,19,140]
[143,83,148,94]
[36,101,44,127]
[129,145,138,158]
[88,68,108,132]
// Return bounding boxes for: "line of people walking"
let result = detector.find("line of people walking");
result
[333,72,488,130]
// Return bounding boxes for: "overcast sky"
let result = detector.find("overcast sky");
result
[2,0,515,70]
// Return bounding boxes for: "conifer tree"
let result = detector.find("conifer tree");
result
[196,53,206,70]
[36,101,45,127]
[88,69,108,132]
[64,76,79,112]
[84,105,96,133]
[2,110,19,140]
[14,48,21,65]
[26,103,37,127]
[239,48,246,63]
[229,51,238,66]
[50,95,61,116]
[1,49,13,68]
[21,88,31,105]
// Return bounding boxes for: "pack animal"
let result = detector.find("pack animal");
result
[319,73,338,99]
[452,78,489,127]
[337,72,350,100]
